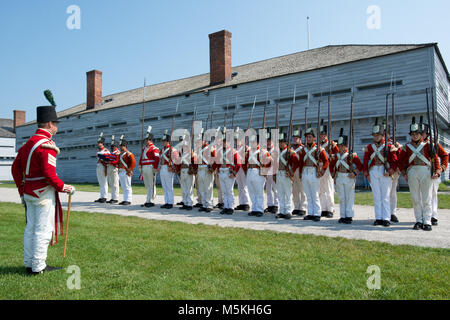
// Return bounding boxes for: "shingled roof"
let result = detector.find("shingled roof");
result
[0,119,15,138]
[23,43,439,125]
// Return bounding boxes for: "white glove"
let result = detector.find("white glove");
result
[63,184,76,195]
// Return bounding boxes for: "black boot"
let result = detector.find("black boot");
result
[422,224,432,231]
[391,215,399,223]
[31,265,62,275]
[270,206,278,214]
[431,218,438,226]
[374,220,383,226]
[413,222,423,230]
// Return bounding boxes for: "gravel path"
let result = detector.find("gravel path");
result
[1,187,448,249]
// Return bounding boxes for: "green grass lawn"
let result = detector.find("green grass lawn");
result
[0,202,448,300]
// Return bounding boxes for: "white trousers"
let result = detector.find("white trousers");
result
[236,168,250,205]
[266,175,279,207]
[408,166,433,225]
[431,178,440,219]
[142,165,155,203]
[119,169,132,202]
[24,189,55,272]
[390,172,400,216]
[247,168,266,213]
[219,168,236,209]
[215,172,224,203]
[276,171,293,214]
[96,163,108,199]
[160,165,174,205]
[319,168,335,212]
[107,165,119,200]
[197,167,214,209]
[335,173,356,218]
[292,170,307,211]
[302,167,321,216]
[369,166,392,221]
[195,175,202,204]
[180,168,194,206]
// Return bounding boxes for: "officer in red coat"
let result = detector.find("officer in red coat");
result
[12,105,75,275]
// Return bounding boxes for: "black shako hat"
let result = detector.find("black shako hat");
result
[36,106,58,123]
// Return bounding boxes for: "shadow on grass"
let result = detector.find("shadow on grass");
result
[0,266,28,276]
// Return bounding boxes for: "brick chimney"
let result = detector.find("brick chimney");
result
[86,70,103,110]
[13,110,26,133]
[209,30,232,86]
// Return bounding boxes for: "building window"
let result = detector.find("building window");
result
[112,122,127,127]
[313,89,351,97]
[357,80,403,92]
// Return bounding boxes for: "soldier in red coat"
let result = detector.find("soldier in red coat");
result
[329,129,363,224]
[298,128,329,221]
[139,127,160,207]
[213,128,241,215]
[363,119,398,227]
[318,120,339,218]
[11,105,75,275]
[421,122,449,226]
[275,132,299,220]
[399,118,440,231]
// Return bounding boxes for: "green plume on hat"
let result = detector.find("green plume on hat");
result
[44,90,56,107]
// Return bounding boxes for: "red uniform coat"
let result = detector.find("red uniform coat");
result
[11,129,65,198]
[398,140,440,174]
[298,143,329,174]
[330,152,363,177]
[363,141,398,176]
[139,143,160,168]
[320,139,339,159]
[437,143,449,173]
[244,145,272,171]
[278,146,299,176]
[213,148,242,175]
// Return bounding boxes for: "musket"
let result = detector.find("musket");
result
[224,98,229,128]
[392,93,396,145]
[275,103,279,130]
[262,88,268,129]
[248,96,257,130]
[391,74,397,145]
[426,88,436,177]
[191,104,197,150]
[305,91,310,145]
[288,85,296,150]
[383,92,390,173]
[210,95,216,130]
[349,93,354,168]
[327,93,332,154]
[141,78,146,144]
[431,87,439,152]
[316,99,321,162]
[172,100,179,136]
[231,96,238,129]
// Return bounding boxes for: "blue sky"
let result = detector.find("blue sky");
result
[1,0,449,120]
